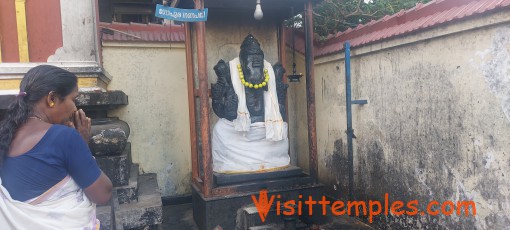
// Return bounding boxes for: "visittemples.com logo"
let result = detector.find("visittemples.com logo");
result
[251,189,476,223]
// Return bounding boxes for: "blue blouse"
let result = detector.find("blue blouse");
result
[1,124,101,201]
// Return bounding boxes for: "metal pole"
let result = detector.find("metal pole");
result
[344,41,368,201]
[345,41,354,201]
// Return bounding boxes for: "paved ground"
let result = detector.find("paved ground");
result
[162,203,199,230]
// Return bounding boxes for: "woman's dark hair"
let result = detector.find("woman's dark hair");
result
[0,65,77,166]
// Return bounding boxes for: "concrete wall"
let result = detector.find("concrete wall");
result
[102,42,191,197]
[309,9,510,229]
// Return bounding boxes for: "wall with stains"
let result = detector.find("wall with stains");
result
[286,48,309,169]
[102,42,191,197]
[308,9,510,229]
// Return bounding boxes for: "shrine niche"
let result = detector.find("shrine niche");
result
[176,0,321,229]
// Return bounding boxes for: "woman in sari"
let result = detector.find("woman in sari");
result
[0,65,113,229]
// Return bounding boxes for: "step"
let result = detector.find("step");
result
[239,205,283,229]
[248,224,280,230]
[96,143,131,186]
[75,90,128,107]
[239,204,308,230]
[242,203,373,230]
[314,217,374,230]
[248,221,308,230]
[217,175,315,196]
[115,173,163,229]
[97,204,114,230]
[116,163,139,204]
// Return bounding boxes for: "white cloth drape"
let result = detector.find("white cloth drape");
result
[0,176,98,230]
[229,57,285,141]
[212,119,289,173]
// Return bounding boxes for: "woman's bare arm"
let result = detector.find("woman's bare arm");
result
[84,172,112,205]
[71,108,112,204]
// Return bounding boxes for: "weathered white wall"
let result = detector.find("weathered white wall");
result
[307,9,510,229]
[102,42,191,197]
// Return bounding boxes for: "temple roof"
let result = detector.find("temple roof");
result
[100,22,185,43]
[316,0,510,57]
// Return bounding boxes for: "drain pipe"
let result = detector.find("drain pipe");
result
[344,41,367,201]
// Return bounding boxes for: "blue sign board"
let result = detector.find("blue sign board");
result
[155,4,208,22]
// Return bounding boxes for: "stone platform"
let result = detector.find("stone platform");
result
[193,168,323,230]
[96,143,163,230]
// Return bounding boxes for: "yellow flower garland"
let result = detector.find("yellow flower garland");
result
[237,64,269,89]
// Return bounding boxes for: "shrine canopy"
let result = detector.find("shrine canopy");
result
[175,0,322,81]
[175,0,321,23]
[179,0,321,201]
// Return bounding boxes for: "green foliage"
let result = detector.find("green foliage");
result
[311,0,432,38]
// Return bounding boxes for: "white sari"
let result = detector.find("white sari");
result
[0,176,99,230]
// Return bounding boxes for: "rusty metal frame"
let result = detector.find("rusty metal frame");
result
[185,22,199,185]
[194,0,213,198]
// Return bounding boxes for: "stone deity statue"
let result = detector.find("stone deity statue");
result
[211,34,289,173]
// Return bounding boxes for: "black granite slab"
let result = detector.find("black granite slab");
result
[192,180,323,230]
[0,90,128,120]
[214,165,304,186]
